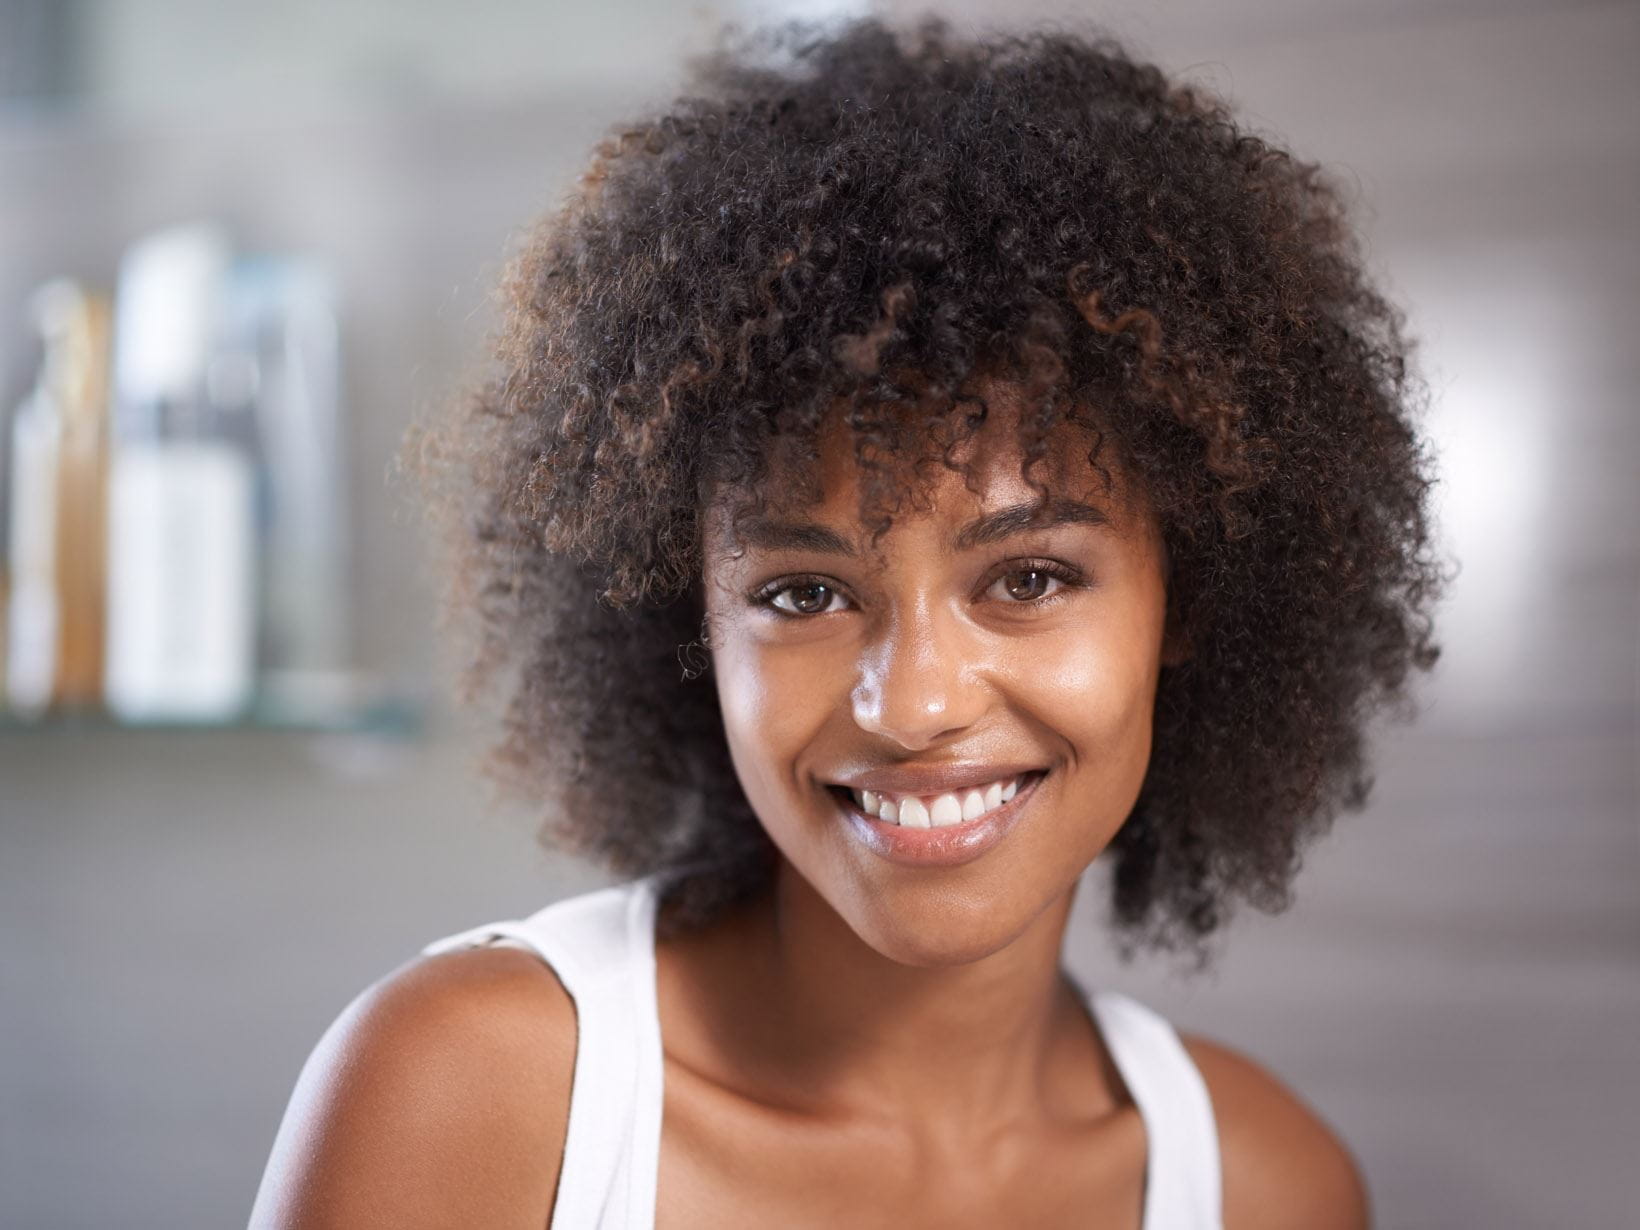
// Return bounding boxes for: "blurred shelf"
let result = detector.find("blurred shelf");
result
[0,686,426,739]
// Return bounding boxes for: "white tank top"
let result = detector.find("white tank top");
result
[421,875,1222,1229]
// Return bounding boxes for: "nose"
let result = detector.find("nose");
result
[849,600,987,750]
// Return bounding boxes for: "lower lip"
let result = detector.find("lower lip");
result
[831,771,1049,868]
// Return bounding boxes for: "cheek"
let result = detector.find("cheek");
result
[711,618,841,799]
[1006,615,1160,770]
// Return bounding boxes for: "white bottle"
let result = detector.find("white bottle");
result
[104,224,256,723]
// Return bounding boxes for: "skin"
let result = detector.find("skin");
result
[249,378,1370,1228]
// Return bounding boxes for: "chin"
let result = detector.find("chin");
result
[845,887,1037,968]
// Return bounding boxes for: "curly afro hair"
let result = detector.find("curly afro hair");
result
[411,13,1448,964]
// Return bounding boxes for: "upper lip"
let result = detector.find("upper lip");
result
[828,761,1048,797]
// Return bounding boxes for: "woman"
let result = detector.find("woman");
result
[252,15,1444,1228]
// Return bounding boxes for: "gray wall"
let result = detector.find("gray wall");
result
[2,2,1635,1226]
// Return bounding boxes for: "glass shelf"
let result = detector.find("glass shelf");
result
[0,683,425,738]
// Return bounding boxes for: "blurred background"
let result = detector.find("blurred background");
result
[0,1,1634,1226]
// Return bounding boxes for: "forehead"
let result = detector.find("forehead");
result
[704,377,1149,555]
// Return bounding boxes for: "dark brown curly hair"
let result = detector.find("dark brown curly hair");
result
[409,13,1448,964]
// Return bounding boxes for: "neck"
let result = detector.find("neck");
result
[664,858,1089,1145]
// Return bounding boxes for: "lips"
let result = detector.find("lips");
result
[827,768,1049,868]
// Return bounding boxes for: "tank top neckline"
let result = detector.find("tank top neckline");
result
[624,872,1220,1230]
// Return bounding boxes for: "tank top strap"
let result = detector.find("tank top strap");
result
[1085,987,1223,1230]
[419,876,667,1230]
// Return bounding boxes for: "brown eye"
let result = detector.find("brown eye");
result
[782,583,834,615]
[1002,569,1053,601]
[984,558,1084,608]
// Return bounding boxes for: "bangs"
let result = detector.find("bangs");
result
[703,361,1129,564]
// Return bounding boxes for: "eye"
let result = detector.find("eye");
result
[750,576,851,618]
[984,559,1084,607]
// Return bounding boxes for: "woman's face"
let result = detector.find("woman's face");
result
[702,381,1178,966]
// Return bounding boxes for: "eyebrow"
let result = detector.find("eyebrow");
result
[733,497,1112,557]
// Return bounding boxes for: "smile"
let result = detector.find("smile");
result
[826,769,1050,868]
[850,774,1023,828]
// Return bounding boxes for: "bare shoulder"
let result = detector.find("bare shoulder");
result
[249,944,579,1229]
[1178,1031,1371,1230]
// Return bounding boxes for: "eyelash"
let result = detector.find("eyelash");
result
[747,558,1088,620]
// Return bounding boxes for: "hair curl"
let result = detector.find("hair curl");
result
[410,14,1449,965]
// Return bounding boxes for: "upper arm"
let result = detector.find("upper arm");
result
[249,945,579,1230]
[1179,1033,1371,1230]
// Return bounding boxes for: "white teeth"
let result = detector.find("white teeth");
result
[898,797,931,828]
[847,773,1035,827]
